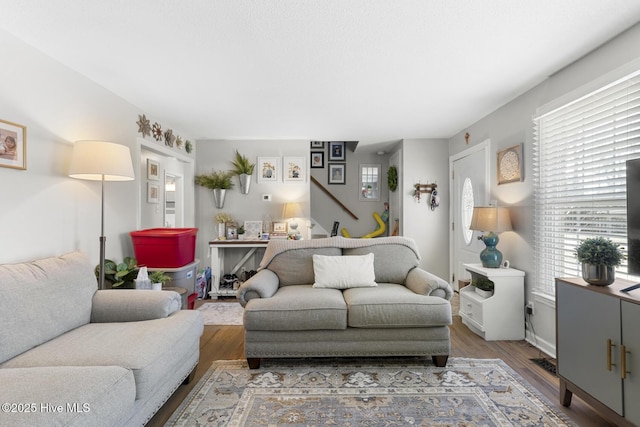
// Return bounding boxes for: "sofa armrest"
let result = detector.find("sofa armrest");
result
[405,268,453,300]
[90,289,182,323]
[237,269,280,307]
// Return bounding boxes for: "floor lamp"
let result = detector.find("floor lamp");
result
[69,141,135,289]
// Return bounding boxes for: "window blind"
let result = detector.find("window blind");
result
[533,70,640,295]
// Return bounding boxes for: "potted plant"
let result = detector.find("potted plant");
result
[149,270,172,290]
[215,212,233,239]
[237,225,245,240]
[230,150,255,194]
[473,276,494,298]
[575,237,625,286]
[97,257,139,288]
[195,170,234,208]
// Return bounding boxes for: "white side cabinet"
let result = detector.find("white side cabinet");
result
[459,263,525,340]
[556,277,640,427]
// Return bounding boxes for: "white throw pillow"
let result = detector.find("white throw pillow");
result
[312,253,377,289]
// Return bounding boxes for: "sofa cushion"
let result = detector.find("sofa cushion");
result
[244,285,347,330]
[0,366,135,427]
[1,310,203,400]
[267,247,341,286]
[343,245,419,284]
[0,252,96,364]
[312,253,377,289]
[343,283,452,328]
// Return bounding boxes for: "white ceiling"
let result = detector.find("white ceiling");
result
[2,1,640,146]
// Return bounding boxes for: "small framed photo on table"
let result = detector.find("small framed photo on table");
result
[272,221,288,234]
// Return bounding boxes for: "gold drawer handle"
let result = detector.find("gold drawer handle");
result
[621,345,631,380]
[607,339,617,371]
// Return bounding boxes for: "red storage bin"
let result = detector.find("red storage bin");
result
[130,228,198,268]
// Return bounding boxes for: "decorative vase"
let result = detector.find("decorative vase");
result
[582,263,616,286]
[479,232,503,268]
[238,174,252,195]
[217,222,226,240]
[212,188,226,209]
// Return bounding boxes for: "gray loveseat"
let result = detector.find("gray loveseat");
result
[0,252,204,427]
[238,236,453,368]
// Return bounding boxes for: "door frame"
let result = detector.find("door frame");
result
[449,139,491,287]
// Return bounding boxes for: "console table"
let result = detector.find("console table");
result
[208,240,269,298]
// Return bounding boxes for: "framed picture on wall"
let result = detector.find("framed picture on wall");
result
[284,156,306,182]
[497,143,523,185]
[328,141,345,161]
[310,151,324,168]
[310,141,325,149]
[0,119,27,170]
[257,157,280,182]
[147,182,159,203]
[147,159,159,180]
[328,163,346,184]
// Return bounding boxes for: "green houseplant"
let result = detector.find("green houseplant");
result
[96,257,139,288]
[472,276,494,298]
[149,270,172,289]
[574,237,624,286]
[195,170,234,208]
[230,150,255,194]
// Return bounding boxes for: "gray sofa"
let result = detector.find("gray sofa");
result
[238,236,453,368]
[0,252,204,427]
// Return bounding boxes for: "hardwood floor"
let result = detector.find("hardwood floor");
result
[147,300,615,427]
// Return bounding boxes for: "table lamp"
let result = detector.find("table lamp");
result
[69,141,135,289]
[283,202,303,239]
[469,206,512,268]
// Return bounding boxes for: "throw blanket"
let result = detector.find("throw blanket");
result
[258,236,421,270]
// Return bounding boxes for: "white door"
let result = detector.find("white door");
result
[450,141,490,289]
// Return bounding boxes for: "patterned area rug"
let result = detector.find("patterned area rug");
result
[165,358,575,426]
[197,302,244,325]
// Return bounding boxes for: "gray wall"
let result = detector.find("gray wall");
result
[447,23,640,356]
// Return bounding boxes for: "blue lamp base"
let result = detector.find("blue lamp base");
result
[479,232,503,268]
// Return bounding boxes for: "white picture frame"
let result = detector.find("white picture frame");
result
[257,157,280,182]
[283,156,306,182]
[243,221,263,239]
[147,182,159,203]
[147,159,159,180]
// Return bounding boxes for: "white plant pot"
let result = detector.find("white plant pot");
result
[151,282,162,291]
[475,287,493,298]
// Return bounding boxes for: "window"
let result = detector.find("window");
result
[533,69,640,295]
[359,164,380,201]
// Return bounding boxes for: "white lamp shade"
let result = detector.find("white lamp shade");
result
[469,206,512,233]
[69,140,135,181]
[283,202,303,219]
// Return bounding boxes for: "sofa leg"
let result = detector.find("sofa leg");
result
[183,365,197,385]
[432,355,448,367]
[247,358,261,369]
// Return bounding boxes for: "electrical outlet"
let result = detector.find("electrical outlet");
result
[526,302,534,315]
